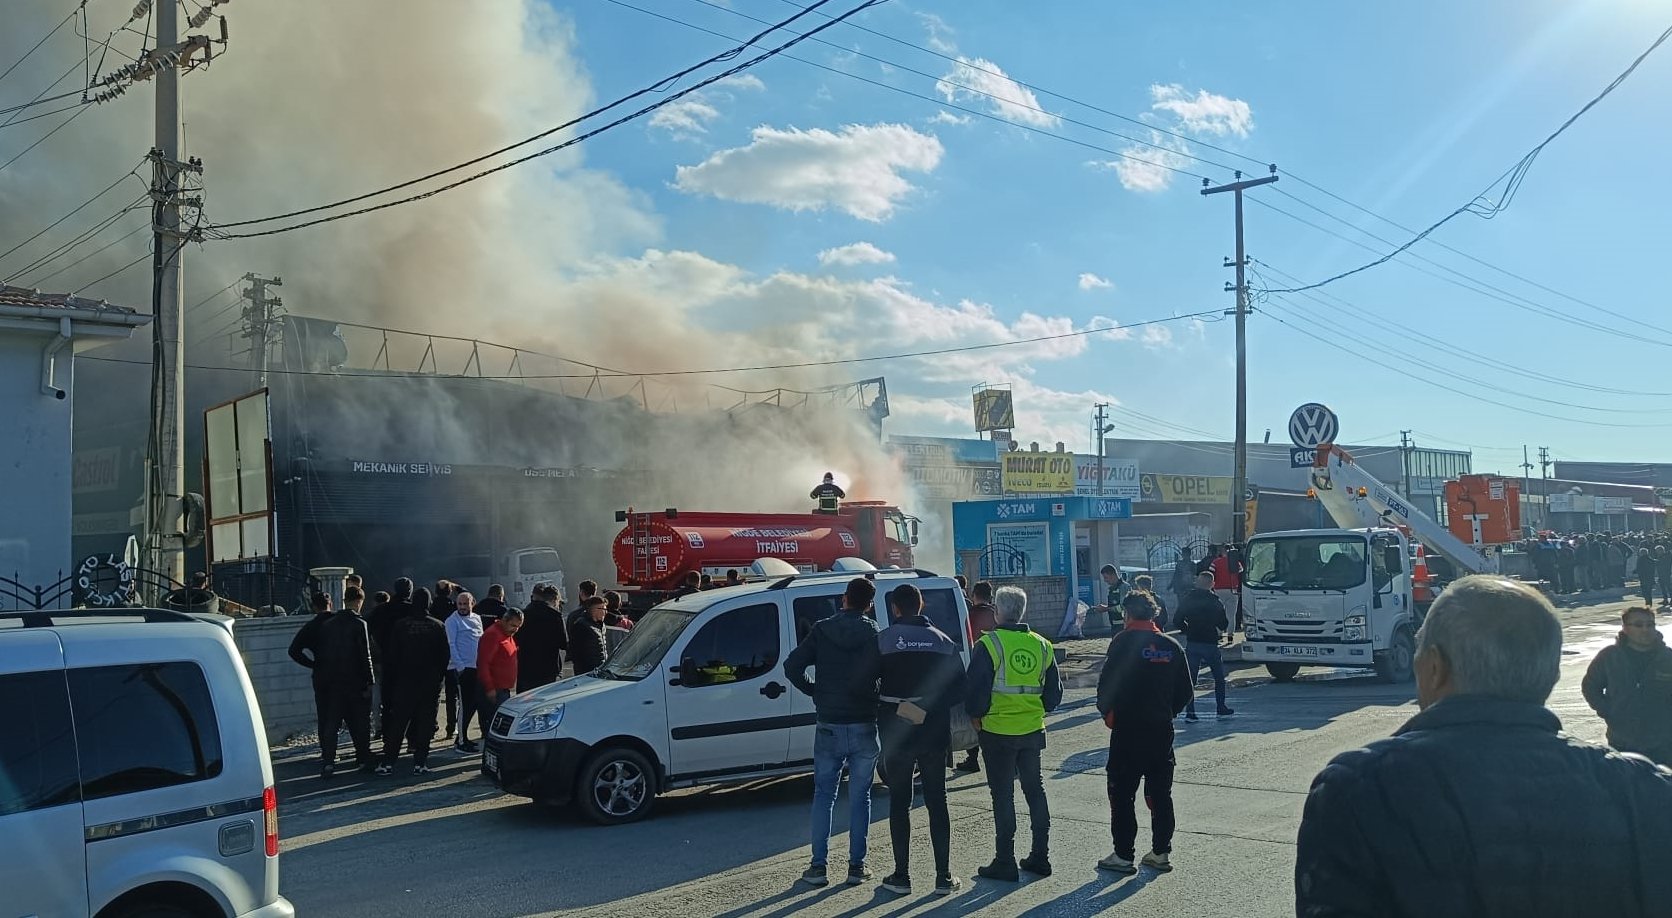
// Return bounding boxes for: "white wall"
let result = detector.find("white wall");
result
[0,332,74,589]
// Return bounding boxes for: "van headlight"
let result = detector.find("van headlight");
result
[1344,612,1366,642]
[515,702,566,735]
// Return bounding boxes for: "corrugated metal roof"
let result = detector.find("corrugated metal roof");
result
[0,283,139,316]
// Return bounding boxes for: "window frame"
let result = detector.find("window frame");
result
[67,661,225,800]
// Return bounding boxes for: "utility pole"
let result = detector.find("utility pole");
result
[1539,447,1552,529]
[1399,430,1413,498]
[1203,167,1278,545]
[1093,402,1111,496]
[1521,446,1535,535]
[240,274,283,387]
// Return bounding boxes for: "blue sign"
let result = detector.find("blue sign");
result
[1290,447,1317,468]
[989,500,1050,521]
[1086,497,1133,519]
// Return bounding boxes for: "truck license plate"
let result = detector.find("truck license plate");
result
[485,750,499,774]
[1275,646,1320,656]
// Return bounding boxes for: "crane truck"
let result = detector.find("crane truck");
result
[1240,443,1518,684]
[612,501,919,612]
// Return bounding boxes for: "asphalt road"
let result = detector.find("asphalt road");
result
[273,592,1642,918]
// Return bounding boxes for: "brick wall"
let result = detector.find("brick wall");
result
[233,616,317,745]
[985,574,1088,641]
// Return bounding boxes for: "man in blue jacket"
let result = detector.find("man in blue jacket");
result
[786,577,883,888]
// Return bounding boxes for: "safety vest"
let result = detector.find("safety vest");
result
[980,628,1052,736]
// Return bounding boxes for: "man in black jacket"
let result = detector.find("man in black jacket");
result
[476,583,509,627]
[875,584,966,897]
[1095,592,1192,875]
[566,595,610,676]
[516,583,569,690]
[1173,571,1233,721]
[312,590,377,778]
[1296,576,1672,918]
[785,578,883,888]
[376,595,451,775]
[1582,606,1672,765]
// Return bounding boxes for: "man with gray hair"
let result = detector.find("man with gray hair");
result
[1295,576,1672,917]
[965,585,1062,882]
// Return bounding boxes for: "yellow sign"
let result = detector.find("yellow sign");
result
[1001,451,1075,494]
[1140,473,1235,504]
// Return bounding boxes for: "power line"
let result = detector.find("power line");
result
[0,6,78,89]
[1263,21,1672,295]
[0,104,90,174]
[4,196,146,284]
[71,245,152,295]
[0,160,145,267]
[85,308,1218,380]
[207,0,871,233]
[25,222,147,287]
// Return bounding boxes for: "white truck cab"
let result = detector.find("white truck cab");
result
[482,568,972,824]
[1241,527,1420,684]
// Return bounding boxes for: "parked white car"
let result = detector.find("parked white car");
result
[0,609,293,918]
[483,568,973,824]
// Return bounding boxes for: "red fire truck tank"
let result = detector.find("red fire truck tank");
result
[613,501,917,590]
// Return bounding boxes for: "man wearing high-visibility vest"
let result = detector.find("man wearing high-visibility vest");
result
[964,585,1062,882]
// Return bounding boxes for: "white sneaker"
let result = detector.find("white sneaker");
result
[1096,851,1136,874]
[1141,851,1172,872]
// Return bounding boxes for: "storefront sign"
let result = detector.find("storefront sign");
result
[1140,473,1235,504]
[1072,456,1140,497]
[73,447,123,494]
[1002,451,1075,494]
[350,460,453,476]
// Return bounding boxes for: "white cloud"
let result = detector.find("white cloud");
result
[647,74,765,139]
[1078,272,1113,291]
[920,12,957,53]
[674,123,944,221]
[928,110,971,126]
[1087,130,1194,193]
[935,56,1058,128]
[818,242,897,267]
[1149,83,1253,137]
[1141,324,1174,349]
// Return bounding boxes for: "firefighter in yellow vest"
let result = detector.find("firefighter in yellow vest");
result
[964,584,1062,882]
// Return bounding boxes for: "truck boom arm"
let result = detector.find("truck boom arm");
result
[1311,444,1497,575]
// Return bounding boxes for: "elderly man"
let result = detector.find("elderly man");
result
[966,585,1062,882]
[1295,576,1672,918]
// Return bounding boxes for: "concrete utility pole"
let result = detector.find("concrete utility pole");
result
[1400,430,1413,498]
[1521,446,1535,534]
[145,0,187,585]
[1539,446,1552,528]
[1093,402,1112,496]
[1203,167,1278,545]
[240,273,282,387]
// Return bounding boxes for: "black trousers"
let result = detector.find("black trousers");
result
[1107,728,1176,859]
[381,682,441,767]
[455,668,482,742]
[442,669,460,733]
[978,731,1049,863]
[881,718,952,879]
[316,682,372,766]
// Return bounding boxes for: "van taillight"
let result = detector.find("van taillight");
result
[263,786,279,856]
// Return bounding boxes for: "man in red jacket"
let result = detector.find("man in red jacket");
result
[477,607,524,725]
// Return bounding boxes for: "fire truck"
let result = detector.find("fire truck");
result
[1240,444,1519,683]
[612,501,919,609]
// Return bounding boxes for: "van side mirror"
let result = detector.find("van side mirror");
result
[680,656,709,688]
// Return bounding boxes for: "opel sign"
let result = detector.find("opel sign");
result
[1288,403,1339,449]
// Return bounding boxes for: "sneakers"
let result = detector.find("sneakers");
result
[1184,711,1200,723]
[977,859,1019,882]
[799,864,828,887]
[1096,851,1137,875]
[1216,707,1236,717]
[1141,850,1173,872]
[846,863,872,885]
[453,741,479,754]
[880,872,911,895]
[1019,854,1052,877]
[373,764,393,777]
[953,757,981,774]
[413,764,429,775]
[319,762,335,780]
[934,875,962,896]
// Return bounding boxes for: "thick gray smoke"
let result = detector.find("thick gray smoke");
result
[3,0,939,579]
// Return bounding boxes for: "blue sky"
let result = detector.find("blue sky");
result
[541,0,1672,472]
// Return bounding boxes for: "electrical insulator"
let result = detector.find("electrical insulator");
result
[189,8,213,27]
[130,0,152,22]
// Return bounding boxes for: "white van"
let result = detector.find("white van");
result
[483,568,972,824]
[0,609,292,918]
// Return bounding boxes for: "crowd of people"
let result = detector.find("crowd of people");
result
[285,573,633,778]
[1525,529,1672,601]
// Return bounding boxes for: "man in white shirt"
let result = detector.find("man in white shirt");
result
[445,596,484,753]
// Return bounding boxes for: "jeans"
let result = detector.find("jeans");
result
[317,682,373,766]
[810,721,879,868]
[881,718,951,880]
[1107,727,1176,859]
[1185,642,1228,716]
[978,730,1050,863]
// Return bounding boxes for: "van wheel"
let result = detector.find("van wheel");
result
[1375,627,1416,684]
[576,747,655,825]
[1266,662,1300,683]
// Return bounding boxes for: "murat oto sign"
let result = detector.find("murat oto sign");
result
[1002,451,1076,494]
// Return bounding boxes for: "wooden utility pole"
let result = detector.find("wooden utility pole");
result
[1203,168,1278,545]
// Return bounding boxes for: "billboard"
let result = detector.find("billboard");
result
[204,389,275,563]
[1140,473,1235,504]
[1072,456,1140,497]
[973,388,1015,432]
[1001,451,1075,494]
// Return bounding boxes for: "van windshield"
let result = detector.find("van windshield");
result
[1246,536,1368,591]
[598,608,695,681]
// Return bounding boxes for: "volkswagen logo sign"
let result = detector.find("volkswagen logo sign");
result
[1288,403,1339,449]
